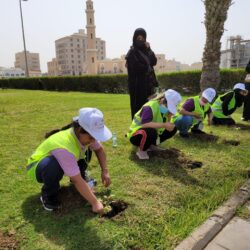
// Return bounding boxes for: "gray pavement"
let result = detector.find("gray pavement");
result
[175,181,250,250]
[204,216,250,250]
[205,201,250,250]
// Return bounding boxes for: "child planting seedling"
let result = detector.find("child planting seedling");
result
[99,194,128,218]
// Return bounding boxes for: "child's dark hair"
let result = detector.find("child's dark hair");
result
[45,121,88,138]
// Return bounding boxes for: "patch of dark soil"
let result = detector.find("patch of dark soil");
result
[222,139,240,146]
[186,161,203,169]
[102,200,128,219]
[55,185,87,214]
[234,123,250,130]
[191,133,219,142]
[148,148,203,169]
[148,147,183,159]
[0,231,18,250]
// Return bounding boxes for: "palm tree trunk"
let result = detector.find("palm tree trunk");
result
[200,0,232,91]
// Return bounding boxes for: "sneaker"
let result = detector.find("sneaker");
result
[147,144,166,152]
[136,150,149,160]
[40,195,61,211]
[241,117,249,121]
[179,133,189,138]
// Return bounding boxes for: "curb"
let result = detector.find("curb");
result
[175,179,250,250]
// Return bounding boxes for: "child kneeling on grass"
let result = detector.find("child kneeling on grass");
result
[26,108,112,213]
[212,83,248,125]
[127,89,182,160]
[172,88,216,138]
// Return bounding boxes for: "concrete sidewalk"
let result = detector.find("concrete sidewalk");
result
[175,181,250,250]
[205,201,250,250]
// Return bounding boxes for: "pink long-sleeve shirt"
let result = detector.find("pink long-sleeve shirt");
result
[51,130,101,177]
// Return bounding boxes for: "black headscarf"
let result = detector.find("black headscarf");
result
[234,88,244,107]
[132,28,147,47]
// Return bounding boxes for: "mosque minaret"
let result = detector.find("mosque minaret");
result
[85,0,98,74]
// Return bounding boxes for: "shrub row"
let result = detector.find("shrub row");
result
[158,68,246,93]
[0,69,246,94]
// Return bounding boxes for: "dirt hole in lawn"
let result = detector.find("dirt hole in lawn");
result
[0,231,18,250]
[149,148,203,169]
[102,200,128,219]
[222,139,240,146]
[191,133,219,142]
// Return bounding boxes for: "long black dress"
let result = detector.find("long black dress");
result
[126,29,157,119]
[242,59,250,120]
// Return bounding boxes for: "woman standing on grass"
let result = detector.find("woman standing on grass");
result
[212,83,248,125]
[26,108,112,213]
[127,89,181,160]
[126,28,158,119]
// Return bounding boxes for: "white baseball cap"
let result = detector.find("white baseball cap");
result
[233,83,246,91]
[202,88,216,103]
[73,108,112,142]
[164,89,182,115]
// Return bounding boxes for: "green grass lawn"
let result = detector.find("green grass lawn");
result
[0,89,249,250]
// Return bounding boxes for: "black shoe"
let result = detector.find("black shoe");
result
[179,133,189,138]
[40,195,61,211]
[191,129,206,134]
[241,117,249,121]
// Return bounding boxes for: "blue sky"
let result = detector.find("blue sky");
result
[1,0,249,72]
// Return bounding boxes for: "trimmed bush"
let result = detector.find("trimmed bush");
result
[0,69,245,94]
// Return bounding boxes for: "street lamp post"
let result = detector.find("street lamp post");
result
[19,0,29,77]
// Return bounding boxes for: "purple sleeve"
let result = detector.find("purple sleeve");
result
[182,99,195,112]
[51,149,80,177]
[140,106,153,124]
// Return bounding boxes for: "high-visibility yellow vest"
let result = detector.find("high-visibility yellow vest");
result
[127,100,167,139]
[212,92,236,118]
[172,96,210,125]
[27,128,86,180]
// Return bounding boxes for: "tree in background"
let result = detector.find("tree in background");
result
[200,0,232,91]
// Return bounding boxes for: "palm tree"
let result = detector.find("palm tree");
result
[200,0,232,91]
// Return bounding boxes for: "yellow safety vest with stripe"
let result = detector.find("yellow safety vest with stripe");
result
[172,96,210,125]
[26,128,86,180]
[127,100,167,139]
[212,92,236,119]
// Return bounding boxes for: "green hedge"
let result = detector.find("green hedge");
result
[158,68,246,94]
[0,69,246,94]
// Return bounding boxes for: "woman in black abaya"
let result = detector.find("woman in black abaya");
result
[126,28,158,119]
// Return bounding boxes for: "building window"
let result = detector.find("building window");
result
[71,43,73,47]
[91,33,93,39]
[92,57,94,63]
[72,60,74,63]
[90,18,92,24]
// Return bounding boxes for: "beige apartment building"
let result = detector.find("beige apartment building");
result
[47,58,61,76]
[15,51,41,76]
[51,29,106,76]
[97,55,126,74]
